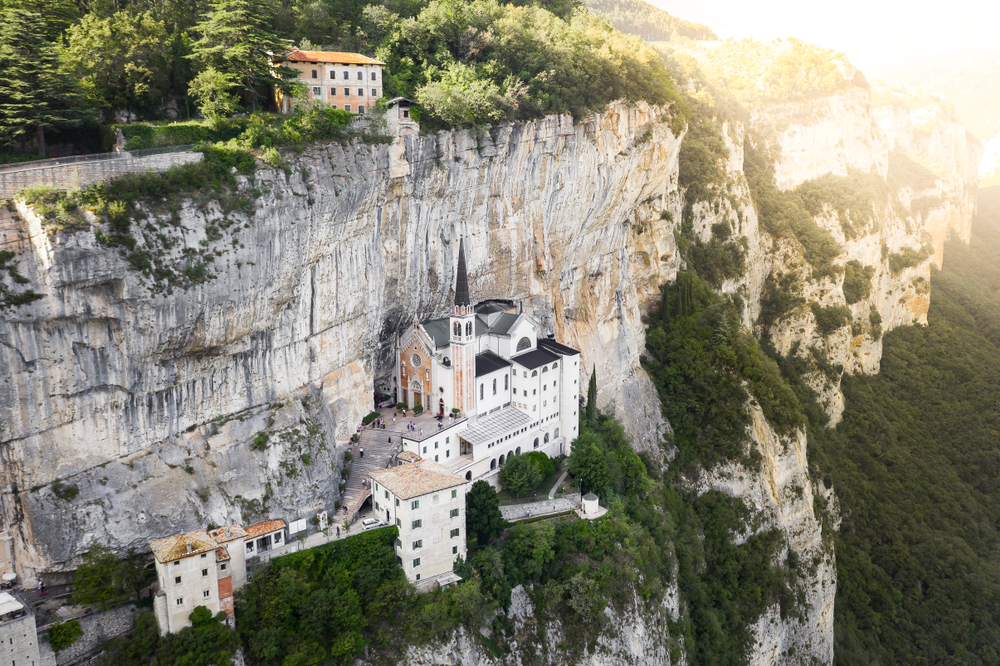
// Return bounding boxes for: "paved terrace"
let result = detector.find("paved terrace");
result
[335,406,467,528]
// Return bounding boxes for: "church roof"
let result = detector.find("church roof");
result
[421,318,451,349]
[476,350,511,377]
[460,407,532,446]
[455,239,471,307]
[511,347,560,370]
[538,338,580,356]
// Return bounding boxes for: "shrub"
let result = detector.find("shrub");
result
[810,302,852,336]
[251,431,269,451]
[47,620,83,653]
[343,451,352,463]
[842,260,875,304]
[888,245,932,275]
[870,306,883,340]
[51,479,79,501]
[413,404,423,414]
[396,402,406,410]
[361,411,380,425]
[525,451,557,479]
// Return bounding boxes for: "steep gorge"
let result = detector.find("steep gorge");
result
[0,69,982,664]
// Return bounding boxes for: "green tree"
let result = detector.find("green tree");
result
[190,0,295,109]
[586,364,597,427]
[120,548,155,601]
[0,8,90,157]
[465,480,503,545]
[568,431,613,493]
[65,11,170,119]
[498,453,542,497]
[503,521,555,583]
[187,67,239,119]
[71,544,127,610]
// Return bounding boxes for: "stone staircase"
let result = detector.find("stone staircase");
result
[336,427,399,529]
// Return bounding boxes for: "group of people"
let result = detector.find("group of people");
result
[369,417,388,429]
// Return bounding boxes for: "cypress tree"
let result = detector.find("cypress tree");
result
[0,9,90,158]
[587,363,598,427]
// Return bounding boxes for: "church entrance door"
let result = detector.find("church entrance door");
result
[413,392,422,409]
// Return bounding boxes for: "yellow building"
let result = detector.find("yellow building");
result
[274,50,385,114]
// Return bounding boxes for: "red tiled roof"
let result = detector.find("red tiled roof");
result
[208,525,247,543]
[215,547,231,562]
[283,50,384,65]
[245,519,286,538]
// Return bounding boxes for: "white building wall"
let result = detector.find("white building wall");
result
[154,552,221,634]
[559,354,581,453]
[375,485,465,584]
[475,367,511,417]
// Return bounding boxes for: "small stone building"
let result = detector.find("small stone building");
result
[383,97,418,136]
[244,520,287,561]
[0,592,40,666]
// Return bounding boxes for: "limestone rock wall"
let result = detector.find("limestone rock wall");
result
[0,103,682,579]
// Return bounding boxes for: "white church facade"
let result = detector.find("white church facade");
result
[393,240,581,485]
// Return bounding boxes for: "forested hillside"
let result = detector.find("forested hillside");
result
[805,187,1000,664]
[582,0,715,42]
[0,0,679,159]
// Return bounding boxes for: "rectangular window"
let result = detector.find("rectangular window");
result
[174,576,181,584]
[450,528,460,538]
[358,88,364,96]
[311,69,317,78]
[221,563,227,571]
[423,446,427,453]
[201,553,207,558]
[412,519,422,529]
[396,538,402,548]
[434,455,439,462]
[451,490,457,498]
[357,72,363,80]
[412,500,419,509]
[446,437,450,443]
[396,518,401,528]
[435,442,439,449]
[331,104,337,109]
[446,450,450,458]
[203,590,210,598]
[385,490,389,499]
[329,70,335,79]
[329,87,336,96]
[345,104,351,112]
[372,88,377,96]
[358,105,365,113]
[413,558,421,567]
[175,598,184,606]
[375,483,379,492]
[450,509,459,518]
[202,569,208,577]
[343,71,349,79]
[312,86,320,97]
[375,501,380,511]
[453,545,458,554]
[412,540,422,549]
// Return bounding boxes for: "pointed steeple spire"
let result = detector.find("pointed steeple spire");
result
[454,238,471,308]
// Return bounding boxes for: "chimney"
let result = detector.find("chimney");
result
[186,543,193,554]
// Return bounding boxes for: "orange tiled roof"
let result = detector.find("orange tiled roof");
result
[283,50,385,65]
[208,525,247,544]
[245,519,286,538]
[215,547,231,562]
[370,459,465,500]
[149,530,218,563]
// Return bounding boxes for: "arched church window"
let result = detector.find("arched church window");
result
[533,438,539,449]
[544,432,550,444]
[552,362,558,369]
[531,370,538,377]
[453,322,461,336]
[466,321,472,336]
[555,428,560,438]
[516,336,531,352]
[542,366,548,373]
[492,378,497,395]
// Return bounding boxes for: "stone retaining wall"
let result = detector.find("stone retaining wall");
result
[38,604,139,666]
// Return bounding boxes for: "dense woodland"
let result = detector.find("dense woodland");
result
[0,0,681,157]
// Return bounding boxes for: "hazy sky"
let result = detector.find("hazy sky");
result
[649,0,1000,75]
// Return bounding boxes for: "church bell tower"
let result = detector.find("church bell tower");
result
[450,239,476,415]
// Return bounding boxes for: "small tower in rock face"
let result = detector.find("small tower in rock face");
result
[450,239,476,415]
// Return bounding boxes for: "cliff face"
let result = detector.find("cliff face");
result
[0,83,980,664]
[0,103,681,578]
